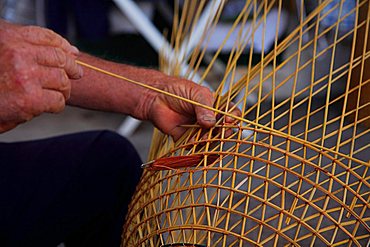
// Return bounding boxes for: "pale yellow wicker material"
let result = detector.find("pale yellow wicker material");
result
[81,0,370,246]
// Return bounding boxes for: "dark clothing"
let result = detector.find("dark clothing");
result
[0,130,142,247]
[45,0,110,41]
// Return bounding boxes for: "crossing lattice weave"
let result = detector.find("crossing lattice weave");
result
[121,1,370,246]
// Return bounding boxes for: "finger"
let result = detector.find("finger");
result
[168,114,193,142]
[41,89,66,113]
[224,102,242,123]
[34,46,83,79]
[223,128,234,138]
[192,87,216,128]
[21,25,79,55]
[225,109,242,123]
[64,52,83,79]
[36,67,71,100]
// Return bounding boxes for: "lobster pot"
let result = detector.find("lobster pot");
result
[123,135,369,246]
[122,1,370,246]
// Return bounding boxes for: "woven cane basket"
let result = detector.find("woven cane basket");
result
[121,1,370,246]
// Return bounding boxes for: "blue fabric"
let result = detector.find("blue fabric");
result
[321,0,356,34]
[0,130,142,247]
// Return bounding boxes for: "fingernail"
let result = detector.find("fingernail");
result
[202,114,216,123]
[71,45,80,55]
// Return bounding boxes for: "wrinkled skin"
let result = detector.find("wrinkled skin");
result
[130,71,217,140]
[142,79,241,141]
[0,20,82,132]
[0,19,241,140]
[106,65,241,141]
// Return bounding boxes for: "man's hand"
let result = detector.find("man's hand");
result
[0,20,83,133]
[133,72,241,141]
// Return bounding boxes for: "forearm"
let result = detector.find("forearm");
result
[67,53,160,120]
[67,54,219,140]
[0,19,218,138]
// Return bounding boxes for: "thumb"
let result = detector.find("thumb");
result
[192,86,216,128]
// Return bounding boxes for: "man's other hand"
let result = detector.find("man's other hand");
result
[0,20,83,132]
